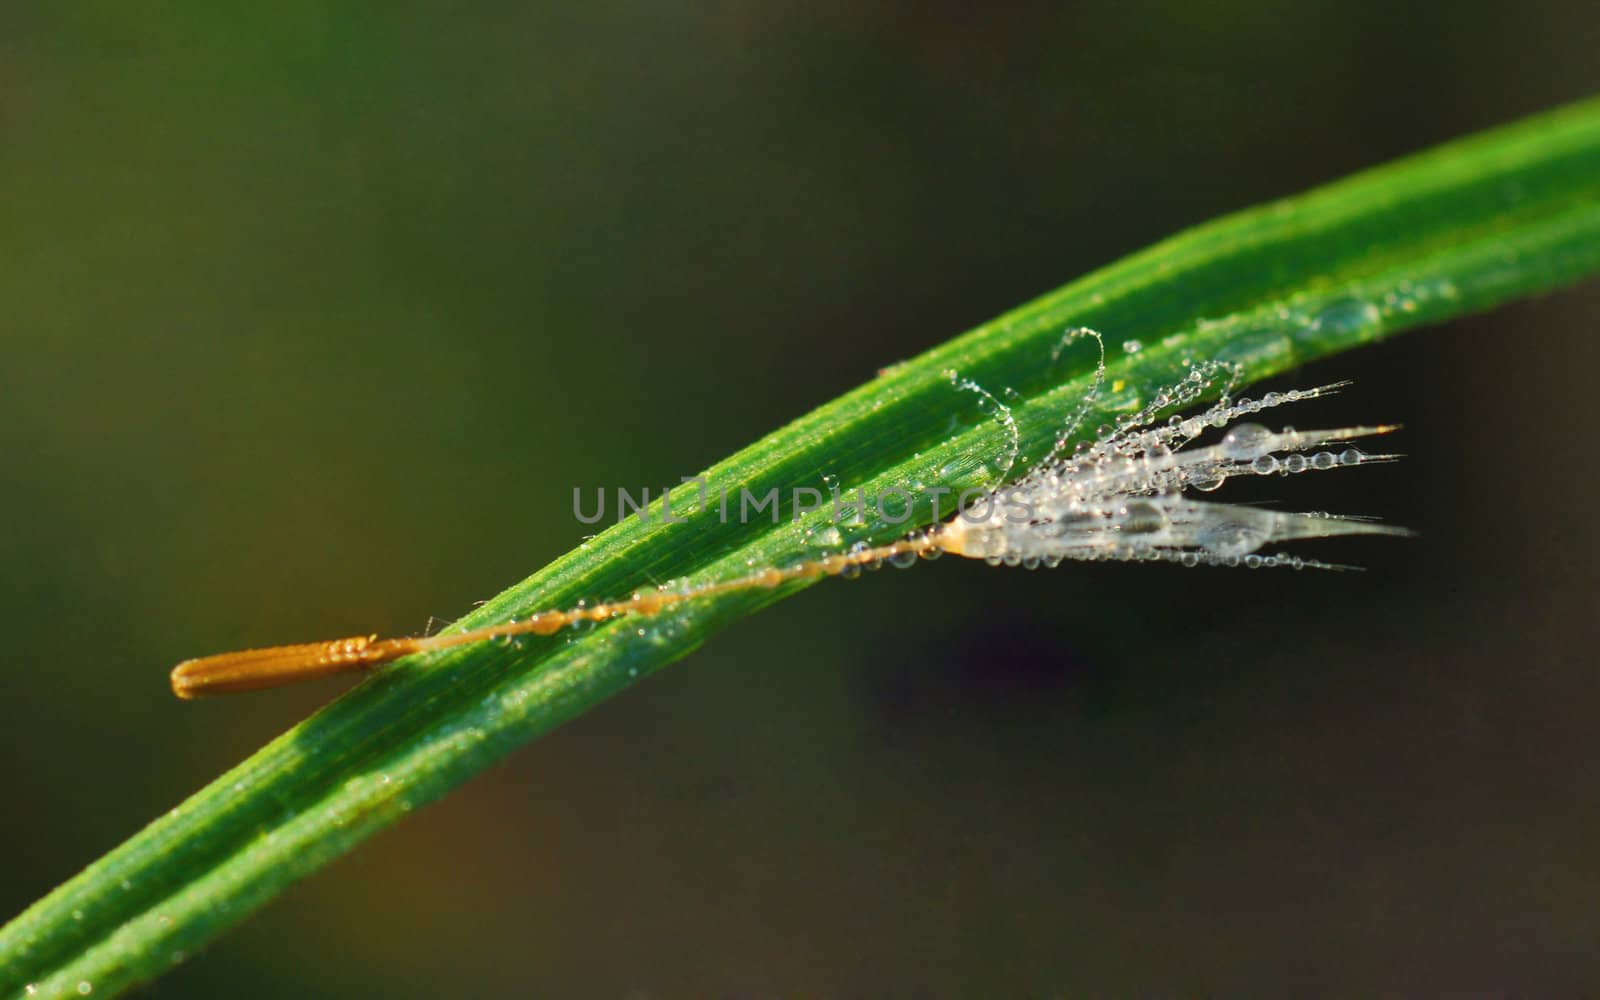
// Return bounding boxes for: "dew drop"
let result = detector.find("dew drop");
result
[1219,422,1274,459]
[1119,501,1167,534]
[1198,522,1267,557]
[848,540,883,572]
[1190,469,1227,492]
[1310,296,1381,336]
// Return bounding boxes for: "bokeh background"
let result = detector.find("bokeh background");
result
[4,3,1600,995]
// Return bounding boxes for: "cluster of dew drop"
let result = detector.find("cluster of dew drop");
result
[936,330,1408,571]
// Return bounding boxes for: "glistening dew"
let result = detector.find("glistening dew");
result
[168,329,1407,699]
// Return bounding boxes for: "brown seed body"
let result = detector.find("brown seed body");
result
[170,635,415,699]
[169,532,943,700]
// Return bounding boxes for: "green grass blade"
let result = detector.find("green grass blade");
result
[5,95,1600,998]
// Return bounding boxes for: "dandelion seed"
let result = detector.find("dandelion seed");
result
[169,329,1408,699]
[940,336,1405,570]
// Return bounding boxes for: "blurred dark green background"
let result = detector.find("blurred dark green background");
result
[4,3,1599,995]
